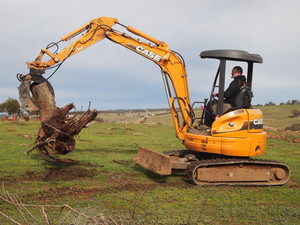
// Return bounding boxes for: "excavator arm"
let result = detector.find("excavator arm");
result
[19,17,192,139]
[26,17,118,69]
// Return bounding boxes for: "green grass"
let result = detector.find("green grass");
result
[259,104,300,129]
[0,105,300,224]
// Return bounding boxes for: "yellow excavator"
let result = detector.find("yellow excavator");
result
[18,17,290,186]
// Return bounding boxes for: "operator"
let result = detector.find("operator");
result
[212,66,246,105]
[204,66,246,127]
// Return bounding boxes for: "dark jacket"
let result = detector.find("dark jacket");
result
[224,75,246,105]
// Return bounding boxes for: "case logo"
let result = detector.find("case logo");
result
[135,46,162,62]
[253,118,263,125]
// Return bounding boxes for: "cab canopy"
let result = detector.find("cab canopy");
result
[200,49,263,117]
[200,49,262,63]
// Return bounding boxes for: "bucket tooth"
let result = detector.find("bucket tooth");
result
[134,146,172,175]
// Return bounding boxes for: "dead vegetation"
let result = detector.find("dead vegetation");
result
[0,184,107,225]
[265,128,300,143]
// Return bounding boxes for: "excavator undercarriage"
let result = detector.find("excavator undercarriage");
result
[134,147,291,186]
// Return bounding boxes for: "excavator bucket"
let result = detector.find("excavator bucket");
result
[18,78,39,111]
[134,146,172,175]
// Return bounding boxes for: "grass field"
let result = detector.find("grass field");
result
[0,105,300,224]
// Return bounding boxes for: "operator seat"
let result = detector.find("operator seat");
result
[211,102,232,115]
[211,86,253,115]
[205,86,254,127]
[234,86,253,109]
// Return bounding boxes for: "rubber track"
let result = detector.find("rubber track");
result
[185,157,291,186]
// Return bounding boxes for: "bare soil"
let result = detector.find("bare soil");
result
[1,163,191,204]
[266,129,300,143]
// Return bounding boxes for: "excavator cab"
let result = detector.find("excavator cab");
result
[199,50,262,127]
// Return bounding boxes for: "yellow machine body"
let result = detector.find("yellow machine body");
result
[184,108,266,157]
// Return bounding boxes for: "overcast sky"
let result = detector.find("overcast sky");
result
[1,0,299,110]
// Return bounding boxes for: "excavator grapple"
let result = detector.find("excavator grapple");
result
[17,75,38,111]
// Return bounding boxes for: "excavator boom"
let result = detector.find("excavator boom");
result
[19,17,191,140]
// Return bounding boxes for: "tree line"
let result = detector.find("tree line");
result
[0,98,300,116]
[0,98,20,115]
[260,99,300,106]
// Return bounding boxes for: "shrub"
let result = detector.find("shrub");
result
[285,123,300,131]
[292,109,300,118]
[0,98,20,115]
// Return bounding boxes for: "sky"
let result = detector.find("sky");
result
[0,0,299,111]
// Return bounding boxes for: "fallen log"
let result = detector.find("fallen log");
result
[27,81,98,162]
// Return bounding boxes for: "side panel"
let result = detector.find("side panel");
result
[220,133,266,157]
[221,137,251,156]
[184,132,266,157]
[248,132,266,156]
[247,109,264,133]
[211,109,249,138]
[218,108,266,156]
[184,109,266,157]
[184,133,222,154]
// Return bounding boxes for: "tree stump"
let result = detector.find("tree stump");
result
[28,81,98,162]
[31,81,57,123]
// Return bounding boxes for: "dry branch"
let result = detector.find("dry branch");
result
[0,185,106,224]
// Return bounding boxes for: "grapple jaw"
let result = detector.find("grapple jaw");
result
[17,74,39,112]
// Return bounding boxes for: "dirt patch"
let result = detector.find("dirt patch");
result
[125,127,137,132]
[23,178,192,203]
[18,134,33,139]
[97,127,137,135]
[108,127,121,131]
[15,166,99,183]
[44,167,98,181]
[266,129,300,143]
[96,132,115,135]
[17,168,192,203]
[112,160,132,166]
[0,176,18,185]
